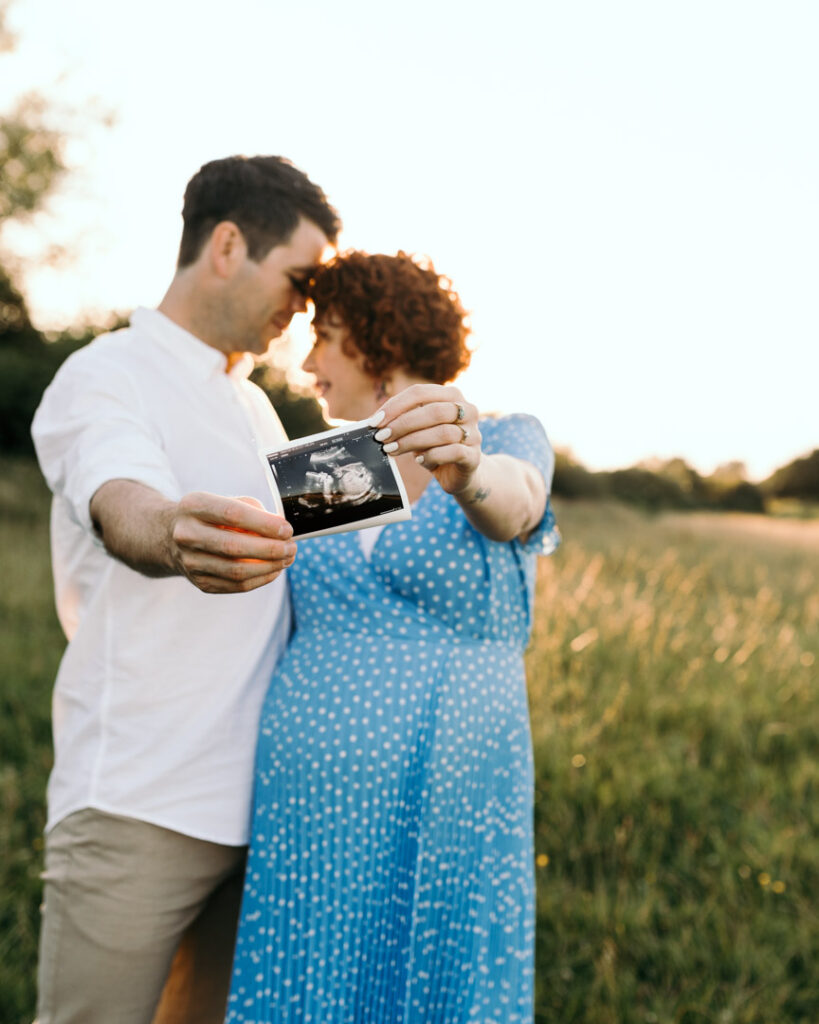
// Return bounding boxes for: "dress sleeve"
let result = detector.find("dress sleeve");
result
[31,341,182,535]
[480,413,561,556]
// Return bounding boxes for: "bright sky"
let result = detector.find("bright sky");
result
[3,0,817,481]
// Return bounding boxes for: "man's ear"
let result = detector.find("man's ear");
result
[208,221,247,279]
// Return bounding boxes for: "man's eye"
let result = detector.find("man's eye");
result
[290,276,309,296]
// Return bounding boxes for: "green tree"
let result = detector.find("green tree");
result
[716,479,766,513]
[0,1,68,270]
[0,0,71,453]
[600,466,692,511]
[551,449,608,500]
[0,0,324,450]
[653,456,710,506]
[251,362,328,440]
[762,449,819,502]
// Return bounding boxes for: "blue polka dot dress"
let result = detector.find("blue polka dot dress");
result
[227,414,559,1024]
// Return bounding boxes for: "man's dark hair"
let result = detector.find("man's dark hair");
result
[177,155,341,267]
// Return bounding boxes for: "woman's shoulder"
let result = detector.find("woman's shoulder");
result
[477,412,555,487]
[478,410,545,426]
[477,411,548,445]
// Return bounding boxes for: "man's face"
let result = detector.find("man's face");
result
[227,218,329,356]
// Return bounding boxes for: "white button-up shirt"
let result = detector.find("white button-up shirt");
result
[32,307,290,845]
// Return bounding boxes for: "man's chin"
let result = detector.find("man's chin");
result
[270,317,292,339]
[250,329,283,357]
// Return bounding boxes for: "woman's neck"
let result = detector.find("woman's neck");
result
[381,370,428,403]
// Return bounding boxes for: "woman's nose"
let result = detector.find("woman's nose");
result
[302,348,316,374]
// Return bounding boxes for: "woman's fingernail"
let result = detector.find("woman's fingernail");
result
[416,455,425,464]
[382,441,399,453]
[368,410,386,427]
[374,428,391,442]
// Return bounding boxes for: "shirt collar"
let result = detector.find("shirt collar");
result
[129,307,255,381]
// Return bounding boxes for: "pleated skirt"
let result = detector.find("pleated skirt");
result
[226,631,535,1023]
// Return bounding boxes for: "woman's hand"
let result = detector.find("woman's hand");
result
[370,383,547,544]
[370,383,483,498]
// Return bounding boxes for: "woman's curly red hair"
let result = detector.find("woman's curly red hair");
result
[307,251,471,384]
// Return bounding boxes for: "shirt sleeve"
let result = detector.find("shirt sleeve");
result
[480,413,561,556]
[31,339,183,535]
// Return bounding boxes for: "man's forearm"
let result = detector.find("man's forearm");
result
[91,480,178,576]
[90,480,297,594]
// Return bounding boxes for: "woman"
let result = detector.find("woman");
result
[227,251,559,1023]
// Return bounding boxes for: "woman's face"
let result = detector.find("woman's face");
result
[302,313,379,422]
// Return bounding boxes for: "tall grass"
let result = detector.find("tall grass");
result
[528,502,819,1023]
[0,458,62,1021]
[1,462,817,1022]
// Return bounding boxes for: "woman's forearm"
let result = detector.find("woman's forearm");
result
[452,453,547,542]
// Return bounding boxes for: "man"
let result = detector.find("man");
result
[31,155,340,1023]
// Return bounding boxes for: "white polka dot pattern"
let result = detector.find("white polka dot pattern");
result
[227,414,559,1023]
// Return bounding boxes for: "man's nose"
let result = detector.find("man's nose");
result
[291,290,308,315]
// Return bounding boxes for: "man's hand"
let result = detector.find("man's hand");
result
[91,481,296,594]
[165,493,296,593]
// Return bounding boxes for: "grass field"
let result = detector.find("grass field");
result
[1,457,817,1023]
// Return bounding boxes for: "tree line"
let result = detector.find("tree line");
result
[2,293,816,514]
[551,449,819,512]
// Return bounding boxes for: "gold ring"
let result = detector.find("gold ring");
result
[454,403,466,423]
[459,425,470,443]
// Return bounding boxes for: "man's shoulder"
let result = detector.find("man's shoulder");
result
[36,322,164,423]
[53,319,163,384]
[79,321,140,358]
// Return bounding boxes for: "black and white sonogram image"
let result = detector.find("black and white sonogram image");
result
[266,424,408,538]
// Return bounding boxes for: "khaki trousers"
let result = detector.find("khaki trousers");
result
[36,808,247,1024]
